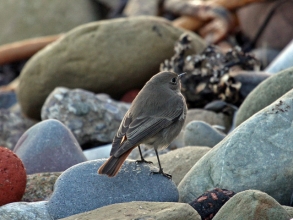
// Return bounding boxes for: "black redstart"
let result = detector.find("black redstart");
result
[98,71,187,178]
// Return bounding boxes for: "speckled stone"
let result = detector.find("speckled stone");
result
[13,119,87,174]
[47,159,179,219]
[41,87,130,145]
[0,201,51,220]
[22,172,62,202]
[0,147,27,206]
[0,108,36,150]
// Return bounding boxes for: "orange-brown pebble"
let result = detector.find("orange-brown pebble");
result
[0,147,27,206]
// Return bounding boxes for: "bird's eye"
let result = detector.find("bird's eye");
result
[170,77,177,85]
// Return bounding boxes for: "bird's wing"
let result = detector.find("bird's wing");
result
[113,97,185,157]
[110,112,132,156]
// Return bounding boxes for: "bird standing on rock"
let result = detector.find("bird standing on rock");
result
[98,71,187,178]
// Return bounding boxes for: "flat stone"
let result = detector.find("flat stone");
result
[14,119,87,174]
[178,89,293,205]
[0,201,51,220]
[213,190,291,220]
[16,16,205,119]
[47,159,179,219]
[60,201,201,220]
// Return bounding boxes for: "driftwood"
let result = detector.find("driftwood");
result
[0,34,62,65]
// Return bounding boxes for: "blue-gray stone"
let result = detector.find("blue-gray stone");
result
[0,201,51,220]
[14,119,87,174]
[179,88,293,205]
[47,159,179,219]
[0,91,17,109]
[184,120,225,147]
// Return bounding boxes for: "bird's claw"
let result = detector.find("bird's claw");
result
[151,169,172,179]
[136,158,153,164]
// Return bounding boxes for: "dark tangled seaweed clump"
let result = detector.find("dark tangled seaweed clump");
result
[160,34,260,108]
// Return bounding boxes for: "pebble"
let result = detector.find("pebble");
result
[41,87,130,145]
[0,91,17,109]
[47,159,179,219]
[61,201,201,220]
[147,146,211,186]
[0,147,26,206]
[16,16,205,120]
[236,66,293,126]
[213,190,291,220]
[178,89,293,205]
[13,119,87,174]
[22,172,62,202]
[0,107,36,150]
[184,120,226,147]
[0,201,51,220]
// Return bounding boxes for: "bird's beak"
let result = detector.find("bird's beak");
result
[178,73,186,78]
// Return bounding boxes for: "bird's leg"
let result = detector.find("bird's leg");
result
[136,145,153,164]
[151,149,172,179]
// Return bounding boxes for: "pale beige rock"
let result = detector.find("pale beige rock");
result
[282,206,293,218]
[60,201,201,220]
[213,190,291,220]
[17,16,205,119]
[0,0,98,45]
[147,146,211,185]
[124,0,160,16]
[185,109,232,133]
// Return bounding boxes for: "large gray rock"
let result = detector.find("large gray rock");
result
[184,121,225,147]
[235,67,293,126]
[61,201,201,220]
[147,146,211,185]
[17,16,205,120]
[0,201,51,220]
[14,119,87,174]
[41,87,129,145]
[178,89,293,205]
[213,190,291,220]
[47,159,179,219]
[0,0,99,45]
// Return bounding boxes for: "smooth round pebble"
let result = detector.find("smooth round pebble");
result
[0,147,27,206]
[184,121,226,147]
[13,119,87,174]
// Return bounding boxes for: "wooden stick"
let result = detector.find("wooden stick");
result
[0,34,63,65]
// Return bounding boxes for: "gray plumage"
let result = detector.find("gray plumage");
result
[98,71,187,177]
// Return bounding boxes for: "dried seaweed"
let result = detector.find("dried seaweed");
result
[160,34,260,107]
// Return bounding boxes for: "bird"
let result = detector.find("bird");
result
[98,71,187,178]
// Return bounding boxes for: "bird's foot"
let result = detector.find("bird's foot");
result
[136,158,153,164]
[152,169,172,179]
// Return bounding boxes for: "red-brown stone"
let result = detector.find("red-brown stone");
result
[0,147,27,206]
[120,89,140,103]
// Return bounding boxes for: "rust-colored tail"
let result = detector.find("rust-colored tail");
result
[98,149,132,177]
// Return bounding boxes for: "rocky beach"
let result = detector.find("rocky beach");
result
[1,1,293,220]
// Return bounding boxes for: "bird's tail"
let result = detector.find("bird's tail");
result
[98,149,132,177]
